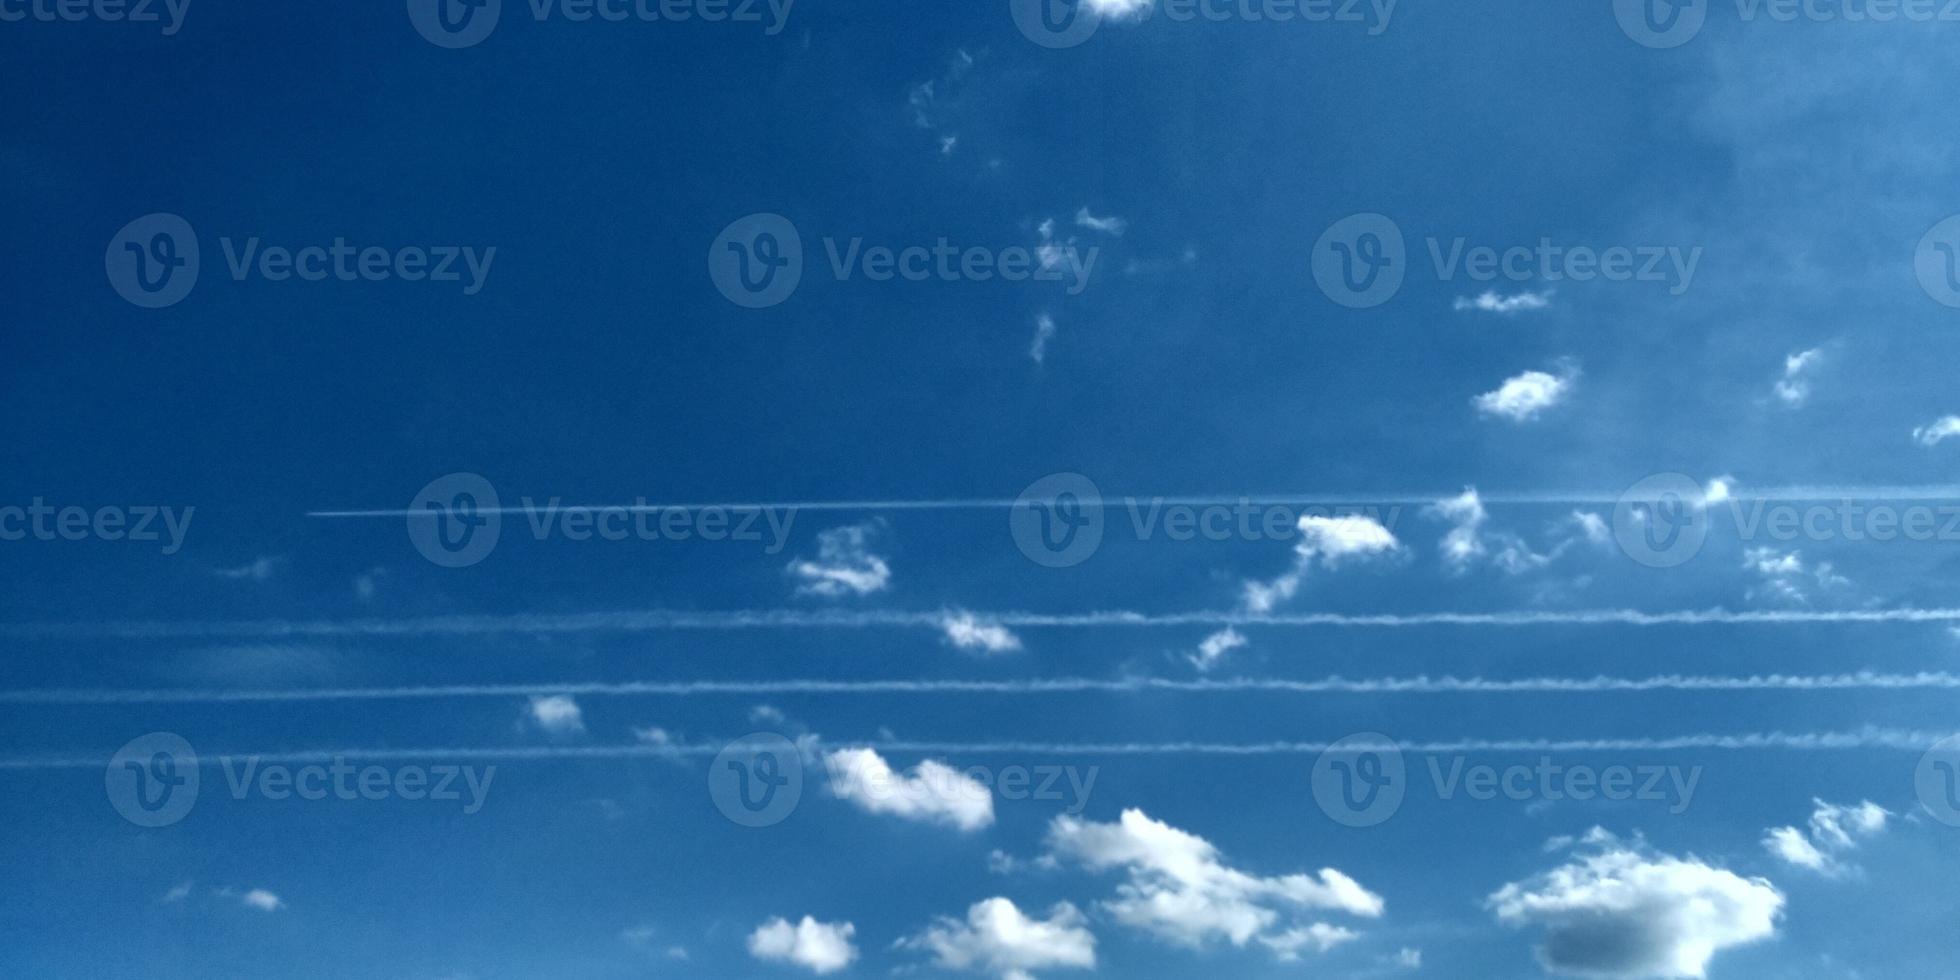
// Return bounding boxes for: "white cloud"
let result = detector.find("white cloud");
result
[1913,415,1960,447]
[1474,365,1577,422]
[1242,515,1400,613]
[527,695,585,735]
[824,747,995,831]
[1488,830,1782,979]
[1570,511,1611,545]
[1701,477,1734,506]
[788,522,892,598]
[1074,207,1127,236]
[1188,627,1248,672]
[235,888,284,912]
[1773,348,1823,407]
[900,897,1097,980]
[747,916,858,975]
[162,881,193,903]
[1762,799,1889,876]
[1742,548,1849,606]
[941,612,1023,654]
[1030,313,1058,365]
[1454,290,1553,314]
[1084,0,1152,19]
[1429,488,1567,575]
[1045,809,1382,956]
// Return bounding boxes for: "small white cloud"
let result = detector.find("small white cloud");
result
[1388,947,1423,969]
[1763,799,1889,876]
[1702,476,1735,507]
[162,881,193,903]
[1454,290,1553,314]
[238,889,284,912]
[527,695,585,735]
[1773,348,1823,407]
[1074,207,1127,236]
[1428,488,1562,575]
[747,916,858,975]
[1913,415,1960,447]
[1488,830,1782,980]
[824,747,994,831]
[1030,313,1058,365]
[941,612,1023,654]
[1569,511,1611,545]
[1188,627,1248,672]
[1242,515,1400,613]
[900,897,1097,980]
[788,522,892,598]
[1474,365,1577,422]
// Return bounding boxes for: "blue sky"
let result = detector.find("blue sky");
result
[5,0,1960,977]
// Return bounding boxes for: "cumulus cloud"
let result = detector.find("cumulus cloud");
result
[1742,548,1848,606]
[1188,627,1248,672]
[1475,364,1578,422]
[527,695,585,735]
[1030,313,1058,365]
[1912,415,1960,447]
[788,522,892,598]
[1084,0,1152,19]
[1762,799,1889,875]
[1074,207,1127,236]
[823,747,994,831]
[1045,809,1382,956]
[1242,514,1400,613]
[1428,488,1579,575]
[900,897,1097,980]
[1454,289,1553,314]
[1772,348,1823,407]
[747,916,858,975]
[1488,829,1782,979]
[941,612,1023,654]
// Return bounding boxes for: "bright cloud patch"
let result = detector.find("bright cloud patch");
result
[788,522,892,597]
[901,897,1097,980]
[1084,0,1151,18]
[1242,514,1400,613]
[1188,627,1248,672]
[1773,348,1823,407]
[1475,365,1577,422]
[747,916,859,975]
[1488,830,1783,979]
[1762,799,1889,875]
[1454,289,1553,314]
[1912,415,1960,446]
[527,695,585,735]
[1046,809,1382,956]
[824,747,994,831]
[941,612,1023,654]
[1074,207,1127,236]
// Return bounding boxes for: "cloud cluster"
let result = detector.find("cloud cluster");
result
[789,522,892,598]
[1475,364,1578,422]
[747,916,859,975]
[824,747,995,831]
[900,897,1097,980]
[1242,514,1401,613]
[1762,799,1889,876]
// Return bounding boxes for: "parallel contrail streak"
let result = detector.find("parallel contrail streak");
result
[10,671,1960,704]
[7,606,1960,640]
[2,729,1948,770]
[307,484,1960,517]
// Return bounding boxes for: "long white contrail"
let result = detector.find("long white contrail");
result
[8,606,1960,640]
[9,671,1960,705]
[308,484,1960,517]
[2,728,1949,771]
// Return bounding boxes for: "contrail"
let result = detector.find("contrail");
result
[2,728,1948,771]
[7,606,1960,640]
[10,671,1960,705]
[309,484,1960,517]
